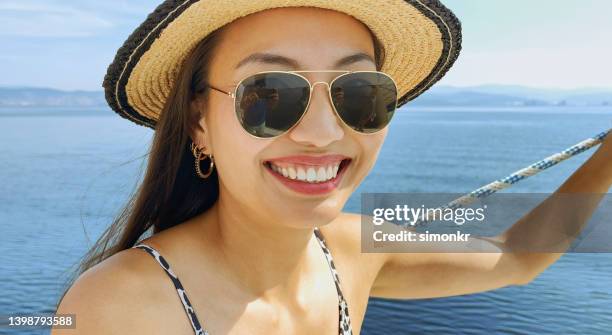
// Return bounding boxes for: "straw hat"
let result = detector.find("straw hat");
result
[103,0,462,129]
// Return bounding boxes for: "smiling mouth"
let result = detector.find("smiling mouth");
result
[263,159,352,184]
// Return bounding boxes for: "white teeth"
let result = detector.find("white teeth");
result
[306,168,317,182]
[268,161,346,183]
[316,167,327,182]
[297,167,306,181]
[288,167,297,179]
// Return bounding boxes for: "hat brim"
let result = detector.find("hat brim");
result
[103,0,462,128]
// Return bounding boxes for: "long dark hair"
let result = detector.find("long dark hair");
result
[57,25,385,307]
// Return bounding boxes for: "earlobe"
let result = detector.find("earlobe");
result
[190,98,205,128]
[189,125,211,154]
[188,100,211,153]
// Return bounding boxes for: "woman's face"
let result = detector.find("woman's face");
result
[194,7,388,228]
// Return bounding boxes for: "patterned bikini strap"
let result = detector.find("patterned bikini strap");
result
[132,244,208,335]
[313,228,353,334]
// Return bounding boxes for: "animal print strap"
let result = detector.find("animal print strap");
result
[313,228,354,335]
[133,244,209,335]
[133,230,353,335]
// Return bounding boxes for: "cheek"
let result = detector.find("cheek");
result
[208,102,268,185]
[362,130,387,163]
[352,130,387,180]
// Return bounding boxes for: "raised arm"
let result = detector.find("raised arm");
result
[370,134,612,299]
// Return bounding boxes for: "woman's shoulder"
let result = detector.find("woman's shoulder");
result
[318,212,385,274]
[52,245,176,334]
[318,211,364,250]
[316,212,387,314]
[319,211,360,242]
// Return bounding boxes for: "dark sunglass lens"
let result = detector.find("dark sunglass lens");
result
[330,72,397,133]
[235,73,310,138]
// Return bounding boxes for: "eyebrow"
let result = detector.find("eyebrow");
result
[234,52,375,70]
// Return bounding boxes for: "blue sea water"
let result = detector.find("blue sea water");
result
[0,106,611,334]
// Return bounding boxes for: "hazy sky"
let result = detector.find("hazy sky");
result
[1,0,611,90]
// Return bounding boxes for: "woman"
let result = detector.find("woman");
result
[54,1,612,334]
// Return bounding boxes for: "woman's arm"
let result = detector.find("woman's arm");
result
[370,134,612,299]
[497,133,612,280]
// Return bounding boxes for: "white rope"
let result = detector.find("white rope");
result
[404,128,610,227]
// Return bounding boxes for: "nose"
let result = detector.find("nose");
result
[288,82,345,147]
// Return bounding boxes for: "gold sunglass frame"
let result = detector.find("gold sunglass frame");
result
[206,70,399,139]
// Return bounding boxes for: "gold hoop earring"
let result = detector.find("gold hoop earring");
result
[190,143,214,179]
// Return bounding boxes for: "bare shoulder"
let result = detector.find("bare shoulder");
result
[52,247,167,334]
[318,212,386,284]
[318,212,362,253]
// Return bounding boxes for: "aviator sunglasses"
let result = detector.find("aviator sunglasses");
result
[204,71,399,138]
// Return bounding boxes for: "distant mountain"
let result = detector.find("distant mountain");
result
[461,84,612,101]
[1,85,611,108]
[0,87,105,107]
[410,85,612,107]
